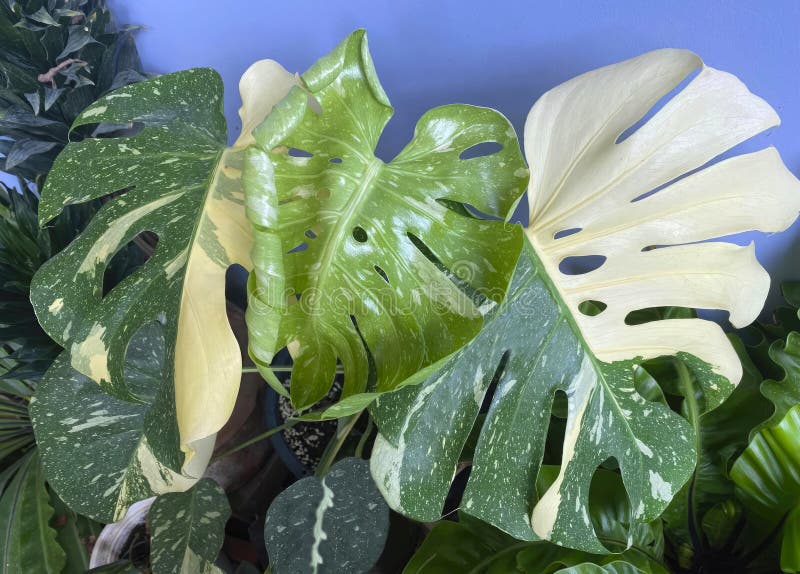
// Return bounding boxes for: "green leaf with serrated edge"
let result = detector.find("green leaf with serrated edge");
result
[371,48,800,552]
[264,457,389,574]
[31,323,193,523]
[661,336,771,555]
[753,332,800,436]
[149,478,230,574]
[30,62,297,469]
[0,451,66,574]
[732,404,800,574]
[245,29,526,409]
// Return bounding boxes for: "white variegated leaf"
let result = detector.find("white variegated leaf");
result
[371,49,800,552]
[30,60,296,474]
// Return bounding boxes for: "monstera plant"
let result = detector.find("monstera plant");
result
[18,26,800,574]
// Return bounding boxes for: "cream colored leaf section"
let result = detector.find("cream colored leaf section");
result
[524,48,800,385]
[175,60,295,467]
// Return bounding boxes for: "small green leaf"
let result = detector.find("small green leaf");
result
[4,138,58,170]
[150,478,230,574]
[0,450,66,574]
[264,457,389,574]
[26,7,60,27]
[56,24,98,60]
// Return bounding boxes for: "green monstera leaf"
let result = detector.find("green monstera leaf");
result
[29,60,297,470]
[149,478,231,574]
[732,404,800,574]
[371,49,800,552]
[244,30,527,408]
[31,323,193,523]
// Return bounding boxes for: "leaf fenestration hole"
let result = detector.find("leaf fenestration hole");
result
[305,229,317,239]
[102,231,157,297]
[288,242,308,253]
[615,67,701,145]
[578,300,607,316]
[329,157,342,164]
[288,147,313,158]
[352,226,368,243]
[374,265,389,284]
[553,228,582,240]
[459,141,503,160]
[624,306,696,325]
[558,255,606,275]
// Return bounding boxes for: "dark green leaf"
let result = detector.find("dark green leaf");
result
[4,138,57,169]
[149,478,230,574]
[732,404,800,573]
[0,450,66,574]
[56,24,98,60]
[264,458,389,574]
[30,323,188,523]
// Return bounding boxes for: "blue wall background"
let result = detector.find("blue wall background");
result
[108,0,800,318]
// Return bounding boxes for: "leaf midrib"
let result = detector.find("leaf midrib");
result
[524,237,643,476]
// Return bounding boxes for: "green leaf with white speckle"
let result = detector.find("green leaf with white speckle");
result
[370,47,800,553]
[31,323,192,523]
[149,478,230,574]
[264,458,389,574]
[245,29,526,409]
[29,62,296,470]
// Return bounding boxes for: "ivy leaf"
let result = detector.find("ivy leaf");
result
[0,451,66,574]
[31,323,193,523]
[30,62,296,469]
[245,30,527,408]
[149,478,230,574]
[732,404,800,573]
[264,458,389,574]
[371,49,800,552]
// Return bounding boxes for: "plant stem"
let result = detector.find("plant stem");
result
[315,413,361,477]
[354,416,374,459]
[676,358,703,552]
[242,365,345,374]
[211,420,299,462]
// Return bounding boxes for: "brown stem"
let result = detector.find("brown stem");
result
[37,59,87,88]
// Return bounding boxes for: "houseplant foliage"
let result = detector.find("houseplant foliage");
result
[0,0,144,184]
[29,56,297,483]
[18,24,800,574]
[0,1,148,572]
[370,47,800,552]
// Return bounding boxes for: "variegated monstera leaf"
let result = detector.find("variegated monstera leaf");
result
[30,60,297,475]
[244,30,527,409]
[371,49,800,552]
